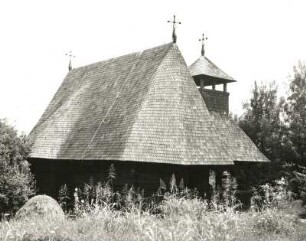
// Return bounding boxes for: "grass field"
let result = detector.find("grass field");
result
[1,191,306,241]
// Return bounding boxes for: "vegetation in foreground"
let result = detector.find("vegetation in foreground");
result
[0,119,35,214]
[1,176,306,241]
[1,204,304,241]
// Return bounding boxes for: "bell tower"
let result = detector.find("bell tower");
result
[189,35,236,114]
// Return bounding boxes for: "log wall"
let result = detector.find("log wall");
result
[29,159,217,198]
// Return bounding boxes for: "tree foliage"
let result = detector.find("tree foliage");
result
[239,81,286,162]
[0,119,35,214]
[285,61,306,164]
[238,81,286,185]
[282,62,306,202]
[238,62,306,201]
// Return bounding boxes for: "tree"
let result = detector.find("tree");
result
[239,81,286,162]
[282,62,306,200]
[0,119,35,214]
[285,61,306,165]
[238,81,287,185]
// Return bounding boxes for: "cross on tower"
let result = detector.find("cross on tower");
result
[167,15,181,43]
[199,34,208,56]
[65,51,76,71]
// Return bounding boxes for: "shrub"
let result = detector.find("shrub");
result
[0,119,35,215]
[289,165,306,205]
[250,177,294,211]
[253,208,299,235]
[58,184,70,212]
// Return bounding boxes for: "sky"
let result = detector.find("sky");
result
[1,0,306,134]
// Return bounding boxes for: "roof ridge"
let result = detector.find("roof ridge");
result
[71,43,173,72]
[204,56,232,78]
[121,44,228,164]
[120,44,174,159]
[29,41,268,164]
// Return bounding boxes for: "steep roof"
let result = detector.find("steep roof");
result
[210,112,269,163]
[29,43,268,165]
[189,56,236,85]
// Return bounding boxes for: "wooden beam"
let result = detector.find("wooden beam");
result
[223,83,227,92]
[200,79,204,90]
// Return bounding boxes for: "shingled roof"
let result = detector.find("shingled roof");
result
[189,56,236,86]
[29,43,269,165]
[210,112,269,163]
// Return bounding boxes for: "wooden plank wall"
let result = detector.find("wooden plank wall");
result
[30,159,215,198]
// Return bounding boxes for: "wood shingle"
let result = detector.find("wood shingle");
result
[29,43,269,165]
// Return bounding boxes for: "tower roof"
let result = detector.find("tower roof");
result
[189,56,236,86]
[29,43,268,165]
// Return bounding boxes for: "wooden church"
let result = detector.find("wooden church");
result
[28,20,269,197]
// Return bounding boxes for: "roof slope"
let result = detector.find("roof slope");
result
[29,43,173,161]
[210,112,269,163]
[29,43,268,165]
[189,56,235,84]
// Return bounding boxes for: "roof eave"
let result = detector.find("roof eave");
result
[193,74,236,86]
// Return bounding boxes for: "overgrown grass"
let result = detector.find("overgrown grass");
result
[1,197,305,241]
[1,176,306,241]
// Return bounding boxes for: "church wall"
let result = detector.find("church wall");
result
[200,89,229,114]
[29,159,213,198]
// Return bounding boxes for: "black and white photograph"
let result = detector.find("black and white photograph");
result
[0,0,306,240]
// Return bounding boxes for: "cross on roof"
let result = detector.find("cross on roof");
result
[65,51,76,71]
[167,15,181,43]
[199,34,208,56]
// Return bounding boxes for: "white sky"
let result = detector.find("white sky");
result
[1,0,306,134]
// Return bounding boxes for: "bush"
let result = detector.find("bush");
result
[253,208,299,235]
[288,165,306,205]
[250,177,295,212]
[0,119,35,215]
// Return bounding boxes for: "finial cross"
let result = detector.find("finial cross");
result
[199,34,208,56]
[65,51,76,71]
[167,15,181,43]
